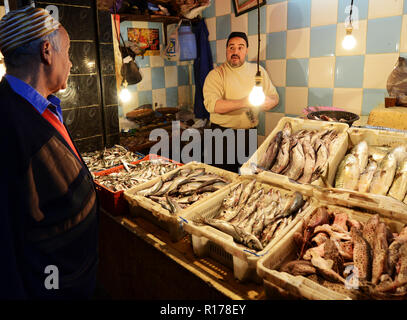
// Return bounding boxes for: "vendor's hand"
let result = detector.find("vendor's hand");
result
[261,94,279,111]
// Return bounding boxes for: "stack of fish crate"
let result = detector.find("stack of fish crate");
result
[94,154,182,216]
[123,162,238,242]
[181,176,315,283]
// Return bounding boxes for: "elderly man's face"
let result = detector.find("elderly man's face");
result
[226,37,247,68]
[51,27,72,93]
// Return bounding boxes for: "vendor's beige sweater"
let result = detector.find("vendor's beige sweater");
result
[203,61,278,129]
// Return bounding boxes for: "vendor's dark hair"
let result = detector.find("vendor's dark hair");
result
[226,32,248,47]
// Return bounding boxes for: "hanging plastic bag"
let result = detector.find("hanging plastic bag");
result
[387,57,407,106]
[162,20,182,61]
[179,25,197,61]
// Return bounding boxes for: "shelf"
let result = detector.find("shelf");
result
[119,14,182,24]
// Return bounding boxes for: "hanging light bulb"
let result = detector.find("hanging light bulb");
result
[119,80,131,103]
[249,0,265,107]
[342,0,356,50]
[342,27,356,50]
[249,73,265,106]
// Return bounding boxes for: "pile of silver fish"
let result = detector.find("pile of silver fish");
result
[197,179,306,251]
[334,141,407,203]
[281,208,407,299]
[82,145,143,172]
[137,167,230,215]
[94,160,179,192]
[255,122,339,183]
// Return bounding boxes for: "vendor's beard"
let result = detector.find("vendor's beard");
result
[228,55,244,67]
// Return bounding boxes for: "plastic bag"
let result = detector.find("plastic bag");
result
[121,56,142,85]
[162,20,182,61]
[387,57,407,106]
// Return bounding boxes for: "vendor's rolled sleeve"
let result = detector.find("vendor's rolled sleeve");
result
[203,69,224,113]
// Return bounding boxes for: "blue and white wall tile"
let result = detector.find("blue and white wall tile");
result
[202,0,407,141]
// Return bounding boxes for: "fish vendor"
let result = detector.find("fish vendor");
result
[0,7,98,299]
[203,31,279,173]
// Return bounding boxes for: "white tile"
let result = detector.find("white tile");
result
[363,53,400,89]
[308,56,335,88]
[231,11,248,34]
[286,28,310,59]
[285,87,309,115]
[368,0,403,19]
[165,66,178,88]
[216,0,231,17]
[311,0,338,27]
[216,39,227,64]
[333,88,363,115]
[248,34,266,62]
[149,55,164,67]
[152,88,166,109]
[136,68,152,91]
[401,15,407,52]
[206,17,216,41]
[257,135,265,148]
[121,87,139,115]
[266,2,287,33]
[178,85,193,107]
[265,112,285,137]
[336,20,367,56]
[265,59,286,87]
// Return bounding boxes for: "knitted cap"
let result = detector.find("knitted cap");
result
[226,32,248,47]
[0,6,60,54]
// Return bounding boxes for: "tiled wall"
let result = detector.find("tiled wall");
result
[35,0,119,152]
[117,20,195,121]
[203,0,407,144]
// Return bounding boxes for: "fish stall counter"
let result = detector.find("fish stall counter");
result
[97,208,267,300]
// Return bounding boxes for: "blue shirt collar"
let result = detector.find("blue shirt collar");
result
[5,74,63,123]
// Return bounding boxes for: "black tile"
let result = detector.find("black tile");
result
[74,135,104,154]
[70,41,97,75]
[37,3,95,41]
[63,106,103,139]
[99,43,116,75]
[57,75,100,109]
[36,0,92,6]
[104,105,119,135]
[102,75,118,106]
[98,10,113,43]
[105,134,120,148]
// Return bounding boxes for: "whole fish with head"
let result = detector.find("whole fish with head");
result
[298,135,316,184]
[389,145,407,163]
[202,218,263,251]
[351,226,372,282]
[237,179,256,207]
[368,146,389,163]
[388,158,407,201]
[334,154,360,190]
[351,140,369,173]
[258,131,283,170]
[165,195,182,214]
[267,192,304,225]
[369,152,397,195]
[137,178,163,196]
[271,122,293,174]
[371,222,389,285]
[232,188,264,224]
[281,138,305,181]
[358,159,378,193]
[167,176,193,195]
[311,140,329,182]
